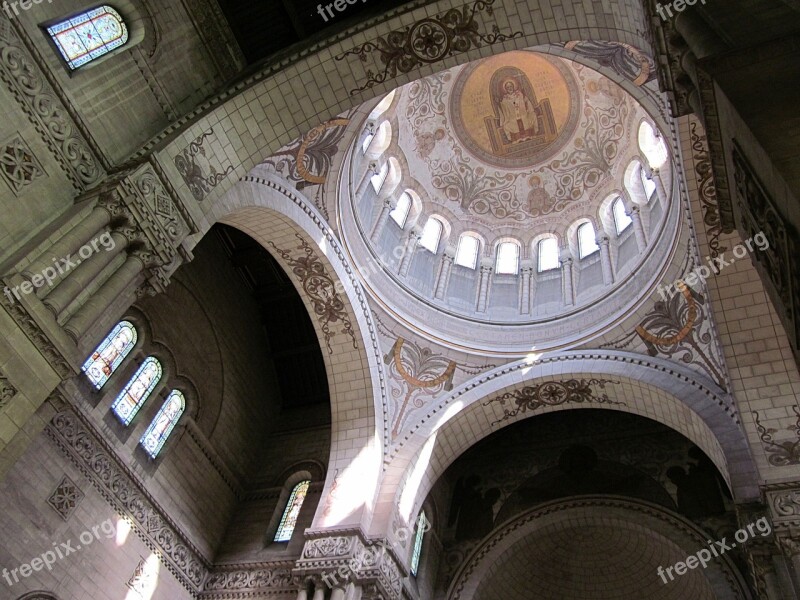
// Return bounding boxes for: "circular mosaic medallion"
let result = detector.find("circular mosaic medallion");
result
[450,51,581,169]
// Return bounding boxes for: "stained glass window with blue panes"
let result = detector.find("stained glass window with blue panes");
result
[46,6,128,70]
[140,390,185,458]
[111,357,161,426]
[81,320,137,389]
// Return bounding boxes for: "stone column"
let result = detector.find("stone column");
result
[64,251,148,341]
[42,229,129,318]
[296,589,308,600]
[597,235,614,285]
[561,256,575,306]
[630,205,647,250]
[398,229,421,278]
[434,247,455,300]
[476,259,493,313]
[24,199,122,293]
[356,162,380,199]
[331,586,346,600]
[311,586,325,600]
[520,263,533,315]
[370,198,394,243]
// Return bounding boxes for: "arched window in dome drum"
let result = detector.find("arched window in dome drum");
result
[390,192,412,228]
[577,223,599,259]
[612,198,632,235]
[537,238,559,272]
[640,166,656,201]
[495,242,520,275]
[455,234,480,269]
[419,218,443,253]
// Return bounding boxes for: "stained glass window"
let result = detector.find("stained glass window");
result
[410,511,428,576]
[81,320,137,389]
[274,480,311,542]
[495,241,520,275]
[111,357,162,426]
[577,223,599,259]
[140,390,185,459]
[46,6,129,70]
[612,198,632,234]
[537,238,560,272]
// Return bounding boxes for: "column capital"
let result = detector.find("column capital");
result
[294,531,404,600]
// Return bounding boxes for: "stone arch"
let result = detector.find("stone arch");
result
[447,496,752,600]
[206,168,386,532]
[374,350,758,537]
[152,0,656,207]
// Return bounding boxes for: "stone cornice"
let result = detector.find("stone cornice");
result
[0,291,73,379]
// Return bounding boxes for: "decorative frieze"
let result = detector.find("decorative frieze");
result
[295,531,404,600]
[0,19,103,189]
[44,402,208,592]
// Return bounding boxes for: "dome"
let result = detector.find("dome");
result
[338,49,677,356]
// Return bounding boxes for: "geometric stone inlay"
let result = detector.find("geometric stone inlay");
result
[47,475,84,521]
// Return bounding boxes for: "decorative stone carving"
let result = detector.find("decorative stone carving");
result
[0,134,44,194]
[0,370,17,409]
[202,562,298,593]
[45,405,207,590]
[268,234,359,354]
[127,557,157,595]
[295,532,403,600]
[303,536,354,559]
[0,21,103,189]
[733,144,799,353]
[46,475,84,521]
[335,0,523,95]
[0,290,73,379]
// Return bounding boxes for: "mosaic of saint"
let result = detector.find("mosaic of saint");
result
[450,51,580,169]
